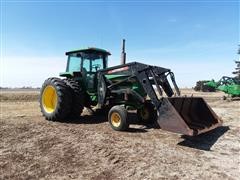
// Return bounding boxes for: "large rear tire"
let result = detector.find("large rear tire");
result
[64,79,84,118]
[108,106,129,131]
[40,77,72,121]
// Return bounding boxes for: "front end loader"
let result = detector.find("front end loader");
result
[40,46,222,136]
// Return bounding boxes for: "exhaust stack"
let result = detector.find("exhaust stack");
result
[121,39,126,65]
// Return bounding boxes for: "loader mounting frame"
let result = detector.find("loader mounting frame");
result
[97,62,180,108]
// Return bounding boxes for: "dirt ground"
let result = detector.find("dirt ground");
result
[0,89,239,179]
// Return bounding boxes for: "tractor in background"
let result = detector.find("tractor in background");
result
[205,76,240,99]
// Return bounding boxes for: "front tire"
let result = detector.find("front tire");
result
[137,102,157,124]
[40,77,72,121]
[108,106,129,131]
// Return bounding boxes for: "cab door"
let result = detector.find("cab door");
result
[82,57,104,93]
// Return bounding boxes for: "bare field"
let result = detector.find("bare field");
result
[0,89,240,179]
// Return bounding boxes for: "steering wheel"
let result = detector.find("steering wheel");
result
[92,64,101,71]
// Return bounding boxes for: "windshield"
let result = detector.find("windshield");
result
[82,53,105,72]
[66,52,107,73]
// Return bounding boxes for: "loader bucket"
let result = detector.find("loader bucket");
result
[157,97,222,136]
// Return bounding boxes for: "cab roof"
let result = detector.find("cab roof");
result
[66,47,111,56]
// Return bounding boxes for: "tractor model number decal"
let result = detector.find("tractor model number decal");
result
[108,66,129,74]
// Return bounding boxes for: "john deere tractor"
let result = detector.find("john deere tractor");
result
[40,46,222,136]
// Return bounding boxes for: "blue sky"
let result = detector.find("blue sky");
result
[1,1,239,87]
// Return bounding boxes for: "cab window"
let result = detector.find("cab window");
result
[81,53,104,72]
[91,58,104,72]
[82,59,90,72]
[67,55,81,72]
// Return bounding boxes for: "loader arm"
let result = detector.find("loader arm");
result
[97,62,179,108]
[98,62,222,136]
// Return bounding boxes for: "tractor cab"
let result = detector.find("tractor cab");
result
[60,48,111,92]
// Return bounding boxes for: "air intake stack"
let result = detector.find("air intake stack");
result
[121,39,126,65]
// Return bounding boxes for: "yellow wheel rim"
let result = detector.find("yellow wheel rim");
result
[111,112,121,127]
[140,108,149,120]
[42,85,58,113]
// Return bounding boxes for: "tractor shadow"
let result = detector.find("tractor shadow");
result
[64,112,138,125]
[126,112,160,133]
[178,126,230,151]
[63,112,157,133]
[65,114,107,124]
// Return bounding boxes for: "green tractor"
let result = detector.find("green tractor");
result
[205,76,240,98]
[40,46,222,136]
